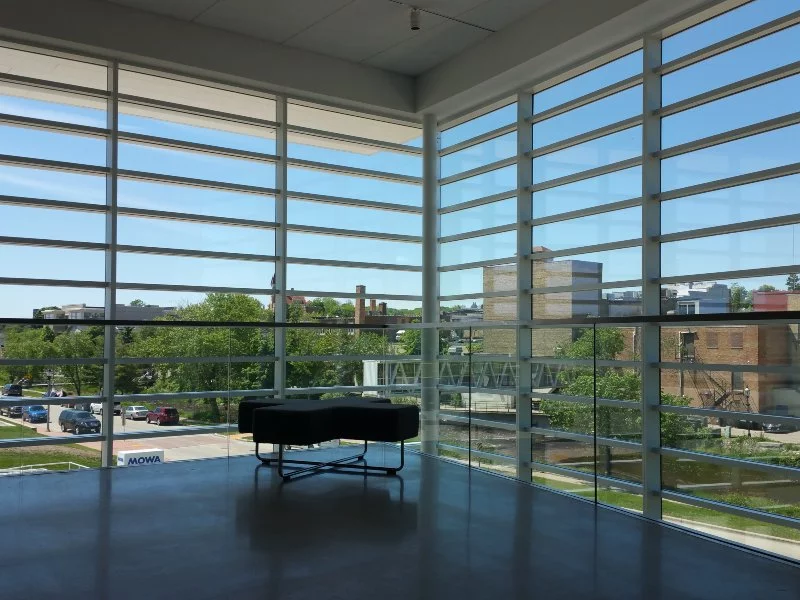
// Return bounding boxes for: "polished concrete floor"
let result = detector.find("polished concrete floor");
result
[0,447,798,600]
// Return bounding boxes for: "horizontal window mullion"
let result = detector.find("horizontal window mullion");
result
[118,131,279,163]
[113,425,235,441]
[440,413,518,431]
[659,264,800,286]
[657,161,800,202]
[282,385,420,396]
[659,213,800,244]
[657,404,800,428]
[437,443,518,465]
[530,460,645,494]
[286,223,421,243]
[530,426,642,450]
[532,392,639,409]
[529,116,642,158]
[438,290,517,301]
[281,289,422,302]
[115,355,276,365]
[118,92,279,129]
[438,385,518,396]
[287,355,400,362]
[659,447,800,479]
[116,281,272,295]
[438,156,516,186]
[113,389,276,402]
[438,256,517,272]
[287,157,422,184]
[117,168,278,196]
[658,111,800,159]
[530,73,643,124]
[528,278,643,295]
[0,71,110,99]
[0,112,109,138]
[117,244,275,262]
[658,361,798,375]
[658,60,800,118]
[660,490,800,532]
[529,157,642,193]
[439,353,514,361]
[528,357,641,369]
[287,191,422,214]
[0,153,109,176]
[117,206,277,229]
[0,235,107,251]
[528,238,642,260]
[659,10,800,75]
[438,222,516,244]
[528,197,643,227]
[0,435,105,450]
[0,395,100,408]
[0,357,105,366]
[287,124,422,155]
[441,321,518,329]
[438,189,517,214]
[0,194,107,214]
[438,123,517,156]
[0,276,107,288]
[286,256,422,272]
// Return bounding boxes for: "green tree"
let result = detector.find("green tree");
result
[129,299,146,307]
[729,283,751,312]
[52,329,103,396]
[1,326,55,382]
[787,274,800,291]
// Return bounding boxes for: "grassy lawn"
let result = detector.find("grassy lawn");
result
[0,421,105,471]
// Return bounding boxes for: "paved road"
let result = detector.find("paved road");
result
[10,404,255,463]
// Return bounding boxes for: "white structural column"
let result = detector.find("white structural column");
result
[274,96,288,398]
[516,93,534,480]
[101,62,118,468]
[641,35,662,520]
[421,113,440,455]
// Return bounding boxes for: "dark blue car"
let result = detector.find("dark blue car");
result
[22,405,48,424]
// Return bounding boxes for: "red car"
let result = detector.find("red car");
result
[146,407,180,426]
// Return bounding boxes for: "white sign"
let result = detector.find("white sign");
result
[116,449,165,467]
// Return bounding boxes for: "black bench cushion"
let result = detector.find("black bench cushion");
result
[333,404,419,442]
[252,404,334,446]
[238,397,286,434]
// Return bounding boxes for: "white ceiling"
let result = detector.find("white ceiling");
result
[105,0,553,75]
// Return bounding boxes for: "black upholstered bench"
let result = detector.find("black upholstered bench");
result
[239,396,419,481]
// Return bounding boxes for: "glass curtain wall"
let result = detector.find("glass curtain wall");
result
[435,0,800,561]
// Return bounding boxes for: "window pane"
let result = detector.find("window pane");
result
[663,25,800,106]
[118,178,274,221]
[0,46,107,89]
[661,275,800,315]
[532,166,641,219]
[287,232,420,266]
[440,231,516,267]
[533,86,641,148]
[532,207,641,251]
[440,198,516,238]
[0,285,105,318]
[441,263,516,297]
[661,174,800,235]
[116,253,273,288]
[441,103,516,148]
[533,287,643,319]
[663,74,800,149]
[661,225,800,278]
[0,206,105,243]
[663,0,800,62]
[288,199,420,236]
[118,216,275,255]
[532,127,641,185]
[440,132,516,178]
[533,247,642,286]
[0,164,106,204]
[0,246,104,280]
[440,165,515,208]
[287,264,421,296]
[119,70,275,120]
[288,134,420,177]
[534,51,642,113]
[120,102,275,154]
[118,142,275,187]
[288,166,420,206]
[0,125,105,165]
[0,82,106,127]
[662,124,800,192]
[288,102,420,146]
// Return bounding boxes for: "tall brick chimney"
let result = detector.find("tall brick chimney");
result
[355,285,366,325]
[378,302,387,316]
[369,299,377,314]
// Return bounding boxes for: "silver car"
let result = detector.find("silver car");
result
[124,405,149,420]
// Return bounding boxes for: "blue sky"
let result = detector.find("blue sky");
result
[1,0,800,318]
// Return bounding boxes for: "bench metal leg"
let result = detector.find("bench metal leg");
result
[256,440,407,481]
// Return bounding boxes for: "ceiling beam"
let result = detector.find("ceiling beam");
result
[0,0,417,118]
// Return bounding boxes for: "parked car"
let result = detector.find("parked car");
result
[22,405,48,423]
[146,407,179,426]
[0,384,24,417]
[58,410,101,435]
[762,421,799,433]
[2,405,23,418]
[123,405,149,421]
[90,401,122,415]
[2,384,22,397]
